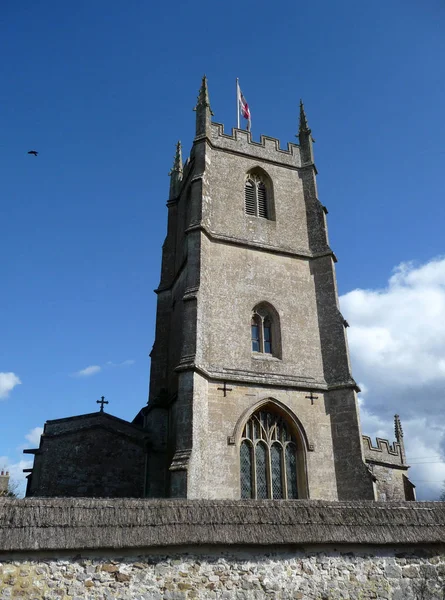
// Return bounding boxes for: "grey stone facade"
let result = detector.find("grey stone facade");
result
[24,76,414,501]
[145,77,412,501]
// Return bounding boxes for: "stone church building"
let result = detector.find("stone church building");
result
[24,77,415,502]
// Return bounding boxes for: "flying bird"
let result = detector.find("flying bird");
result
[27,150,38,156]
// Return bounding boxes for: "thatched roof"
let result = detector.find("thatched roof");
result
[1,498,444,552]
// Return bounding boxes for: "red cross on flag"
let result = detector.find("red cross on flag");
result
[237,79,251,132]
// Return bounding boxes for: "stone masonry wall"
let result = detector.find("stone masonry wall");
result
[29,427,146,498]
[1,545,445,599]
[371,464,408,502]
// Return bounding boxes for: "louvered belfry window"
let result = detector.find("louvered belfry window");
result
[245,180,256,215]
[245,175,269,219]
[240,408,299,499]
[257,182,267,218]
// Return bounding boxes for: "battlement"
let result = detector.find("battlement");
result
[362,435,406,467]
[210,122,302,167]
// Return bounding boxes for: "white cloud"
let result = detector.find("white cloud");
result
[25,427,44,447]
[0,372,21,399]
[72,360,135,377]
[340,257,445,500]
[73,365,101,377]
[106,359,135,367]
[120,359,135,366]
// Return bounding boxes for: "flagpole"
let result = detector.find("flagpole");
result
[236,78,240,129]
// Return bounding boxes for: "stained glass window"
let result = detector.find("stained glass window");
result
[240,441,253,499]
[240,407,301,499]
[256,443,268,499]
[286,443,298,499]
[271,443,283,499]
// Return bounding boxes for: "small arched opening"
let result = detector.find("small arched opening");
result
[244,168,275,220]
[251,302,282,359]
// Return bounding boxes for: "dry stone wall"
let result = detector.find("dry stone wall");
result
[1,546,445,600]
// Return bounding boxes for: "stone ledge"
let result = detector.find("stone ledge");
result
[1,499,444,553]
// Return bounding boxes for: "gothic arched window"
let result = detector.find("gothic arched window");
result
[245,173,271,219]
[251,304,280,357]
[240,408,300,499]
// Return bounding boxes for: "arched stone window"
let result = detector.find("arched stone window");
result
[251,303,281,358]
[244,170,274,219]
[240,407,302,499]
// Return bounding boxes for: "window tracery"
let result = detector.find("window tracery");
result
[251,305,279,356]
[240,409,299,499]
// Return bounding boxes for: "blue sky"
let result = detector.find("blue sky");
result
[1,1,445,499]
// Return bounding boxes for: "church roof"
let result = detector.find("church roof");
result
[44,410,142,428]
[23,411,148,455]
[1,498,444,552]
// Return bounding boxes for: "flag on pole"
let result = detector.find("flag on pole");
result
[237,80,251,131]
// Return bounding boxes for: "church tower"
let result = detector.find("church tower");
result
[146,76,375,500]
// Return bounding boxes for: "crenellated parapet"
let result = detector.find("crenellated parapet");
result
[210,122,301,167]
[362,435,406,467]
[363,414,407,469]
[362,416,414,501]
